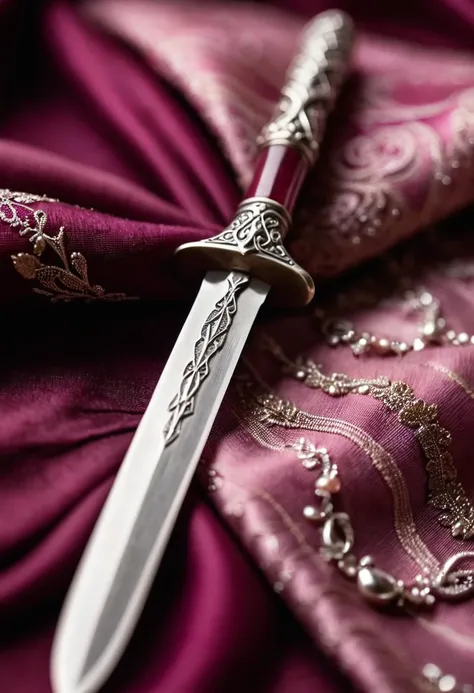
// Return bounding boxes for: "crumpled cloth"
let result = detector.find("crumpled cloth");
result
[2,1,474,692]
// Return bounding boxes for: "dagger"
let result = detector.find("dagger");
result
[51,11,354,693]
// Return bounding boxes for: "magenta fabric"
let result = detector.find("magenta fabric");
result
[0,3,351,693]
[85,0,474,282]
[2,2,474,693]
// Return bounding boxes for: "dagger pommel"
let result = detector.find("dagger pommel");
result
[176,10,354,307]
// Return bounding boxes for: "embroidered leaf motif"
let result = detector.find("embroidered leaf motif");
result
[1,189,135,302]
[71,252,89,283]
[36,266,98,294]
[399,399,438,427]
[12,253,42,279]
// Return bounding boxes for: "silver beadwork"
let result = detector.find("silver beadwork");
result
[298,443,474,609]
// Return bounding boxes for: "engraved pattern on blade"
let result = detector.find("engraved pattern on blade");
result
[257,11,354,164]
[163,272,249,446]
[203,198,294,266]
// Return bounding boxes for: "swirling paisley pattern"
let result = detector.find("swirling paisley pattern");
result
[86,0,474,279]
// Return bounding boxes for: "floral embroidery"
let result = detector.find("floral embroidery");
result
[290,79,474,279]
[86,1,474,282]
[1,189,134,302]
[262,336,474,540]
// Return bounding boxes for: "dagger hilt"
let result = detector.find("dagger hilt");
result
[176,10,354,307]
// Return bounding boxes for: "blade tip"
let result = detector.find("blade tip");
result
[50,649,98,693]
[50,667,98,693]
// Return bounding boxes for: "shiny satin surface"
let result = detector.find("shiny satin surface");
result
[2,2,474,693]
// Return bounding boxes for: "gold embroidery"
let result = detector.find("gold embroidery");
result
[236,367,439,574]
[262,336,474,539]
[235,371,474,605]
[1,189,134,302]
[219,373,473,689]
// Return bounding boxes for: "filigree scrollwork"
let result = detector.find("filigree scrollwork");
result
[176,197,314,307]
[237,375,474,609]
[204,197,293,265]
[257,10,353,164]
[163,272,249,446]
[262,335,474,540]
[432,552,474,600]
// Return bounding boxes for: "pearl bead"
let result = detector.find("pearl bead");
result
[419,291,433,306]
[303,505,319,520]
[374,337,391,354]
[438,674,457,692]
[316,476,341,493]
[422,321,437,337]
[423,663,442,681]
[413,338,425,351]
[301,457,318,470]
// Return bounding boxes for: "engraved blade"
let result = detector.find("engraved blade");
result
[51,270,268,693]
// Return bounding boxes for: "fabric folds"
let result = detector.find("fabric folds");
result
[2,2,474,693]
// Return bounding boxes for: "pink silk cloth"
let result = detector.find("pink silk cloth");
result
[3,1,474,692]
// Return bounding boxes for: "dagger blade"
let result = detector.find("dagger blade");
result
[51,270,268,693]
[51,10,354,693]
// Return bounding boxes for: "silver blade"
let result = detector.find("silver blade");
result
[51,270,268,693]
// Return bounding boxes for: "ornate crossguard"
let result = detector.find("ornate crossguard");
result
[176,10,354,306]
